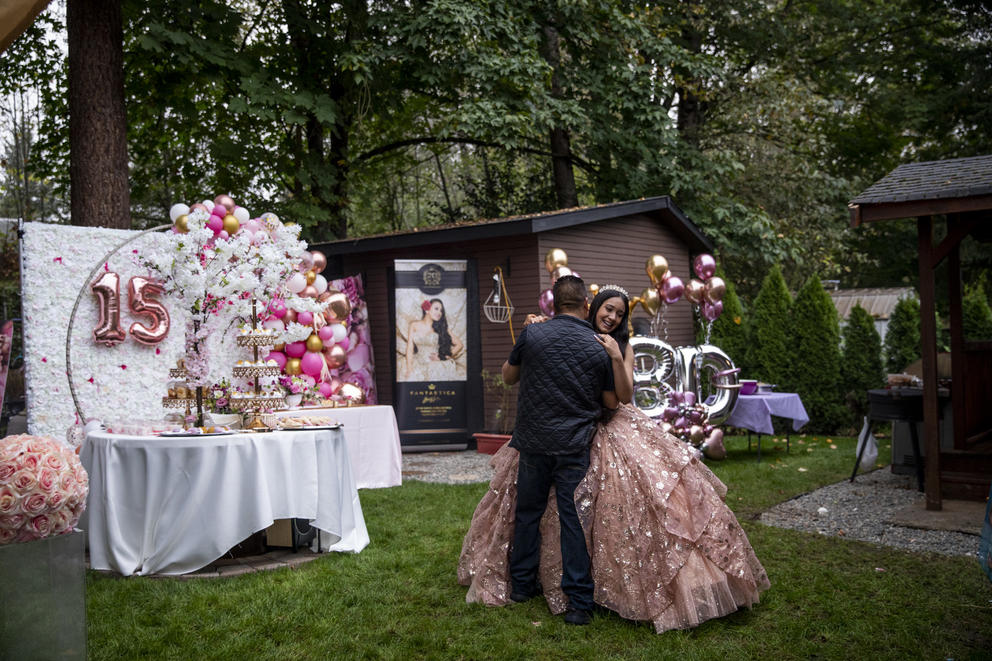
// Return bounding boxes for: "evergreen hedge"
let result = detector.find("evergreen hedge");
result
[962,284,992,341]
[743,264,792,385]
[884,296,920,373]
[841,304,885,426]
[787,276,845,433]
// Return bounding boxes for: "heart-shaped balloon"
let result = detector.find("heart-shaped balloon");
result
[702,428,726,460]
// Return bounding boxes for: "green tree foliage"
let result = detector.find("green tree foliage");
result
[743,265,792,385]
[787,276,845,433]
[841,304,885,425]
[962,282,992,341]
[884,296,921,373]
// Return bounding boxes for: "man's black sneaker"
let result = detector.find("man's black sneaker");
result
[563,609,591,625]
[509,590,537,603]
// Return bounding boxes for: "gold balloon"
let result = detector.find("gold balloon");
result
[305,333,324,353]
[544,248,568,274]
[305,269,316,285]
[340,383,365,404]
[311,250,327,274]
[704,277,726,304]
[285,357,302,375]
[323,290,352,323]
[323,344,347,368]
[550,265,572,283]
[222,214,240,235]
[685,278,706,305]
[588,283,600,297]
[645,254,669,287]
[273,343,285,351]
[174,214,189,233]
[640,286,661,316]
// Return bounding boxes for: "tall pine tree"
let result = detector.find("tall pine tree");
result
[841,304,885,426]
[744,264,792,385]
[788,276,845,433]
[884,296,920,373]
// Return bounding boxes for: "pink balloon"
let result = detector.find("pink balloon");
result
[318,325,335,342]
[267,299,287,319]
[302,374,316,388]
[683,391,697,406]
[297,311,314,326]
[538,288,555,317]
[661,276,684,304]
[265,350,287,369]
[702,428,726,460]
[338,335,351,352]
[693,254,717,281]
[702,300,723,322]
[347,344,370,372]
[206,215,223,234]
[285,341,307,358]
[318,382,335,398]
[301,351,324,377]
[218,230,230,240]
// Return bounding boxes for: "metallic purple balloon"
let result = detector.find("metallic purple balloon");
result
[693,253,716,281]
[683,391,697,406]
[661,276,684,304]
[538,288,555,317]
[702,300,724,322]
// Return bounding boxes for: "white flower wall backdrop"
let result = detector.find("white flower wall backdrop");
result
[21,223,241,438]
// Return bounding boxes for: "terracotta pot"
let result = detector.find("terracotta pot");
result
[473,432,511,455]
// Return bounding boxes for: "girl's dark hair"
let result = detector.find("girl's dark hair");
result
[424,298,453,360]
[588,289,630,356]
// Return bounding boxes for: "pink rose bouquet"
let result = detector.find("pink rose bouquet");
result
[0,435,88,545]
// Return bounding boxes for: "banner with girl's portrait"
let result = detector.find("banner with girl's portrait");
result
[393,260,470,448]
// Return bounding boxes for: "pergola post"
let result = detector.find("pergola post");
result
[917,215,942,510]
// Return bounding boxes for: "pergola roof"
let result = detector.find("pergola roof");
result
[829,287,915,320]
[849,154,992,226]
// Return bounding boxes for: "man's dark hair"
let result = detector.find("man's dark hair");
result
[553,275,587,313]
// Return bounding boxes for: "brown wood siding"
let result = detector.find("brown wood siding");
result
[539,214,697,346]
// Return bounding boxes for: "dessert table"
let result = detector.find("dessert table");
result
[273,405,402,488]
[81,427,369,576]
[725,392,809,460]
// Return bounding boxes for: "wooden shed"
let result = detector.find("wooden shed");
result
[849,154,992,506]
[313,197,714,441]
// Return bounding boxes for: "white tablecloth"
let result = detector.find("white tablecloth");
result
[81,428,369,576]
[274,405,402,488]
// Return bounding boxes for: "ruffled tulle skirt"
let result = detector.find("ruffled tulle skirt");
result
[457,405,770,633]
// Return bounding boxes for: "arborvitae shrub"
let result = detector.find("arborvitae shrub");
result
[743,264,792,385]
[963,284,992,341]
[787,276,845,433]
[841,304,885,426]
[884,296,920,373]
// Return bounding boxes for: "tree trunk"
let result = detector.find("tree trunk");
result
[67,0,131,229]
[540,22,578,209]
[675,20,707,148]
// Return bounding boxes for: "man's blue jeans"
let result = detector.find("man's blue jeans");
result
[509,448,594,612]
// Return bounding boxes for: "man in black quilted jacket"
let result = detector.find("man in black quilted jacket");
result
[501,275,618,625]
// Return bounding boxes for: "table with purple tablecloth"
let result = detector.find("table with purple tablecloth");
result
[725,392,809,459]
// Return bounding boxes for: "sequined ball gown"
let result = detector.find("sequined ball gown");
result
[457,404,770,633]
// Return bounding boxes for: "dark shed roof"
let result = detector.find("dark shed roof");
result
[317,196,714,255]
[849,154,992,226]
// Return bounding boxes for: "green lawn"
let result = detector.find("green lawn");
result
[85,434,992,660]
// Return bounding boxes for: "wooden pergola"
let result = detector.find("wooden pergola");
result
[849,154,992,510]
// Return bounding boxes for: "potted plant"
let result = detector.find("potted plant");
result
[474,369,514,454]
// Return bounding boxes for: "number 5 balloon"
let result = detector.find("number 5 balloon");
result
[128,277,171,345]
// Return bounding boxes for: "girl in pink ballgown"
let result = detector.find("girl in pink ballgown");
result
[458,286,770,633]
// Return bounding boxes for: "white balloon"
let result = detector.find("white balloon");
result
[286,272,307,294]
[169,203,190,222]
[232,206,250,223]
[329,323,347,343]
[262,318,284,332]
[313,274,328,294]
[202,199,215,212]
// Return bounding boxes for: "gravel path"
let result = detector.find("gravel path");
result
[403,451,983,559]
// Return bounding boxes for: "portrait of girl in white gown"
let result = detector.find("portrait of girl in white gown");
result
[396,296,466,382]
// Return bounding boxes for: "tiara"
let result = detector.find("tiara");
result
[598,284,630,299]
